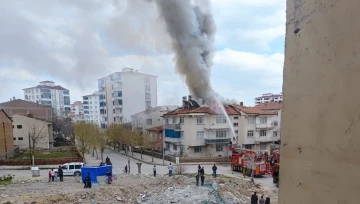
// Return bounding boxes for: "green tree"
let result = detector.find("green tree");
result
[73,122,96,163]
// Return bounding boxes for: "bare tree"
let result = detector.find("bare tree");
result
[25,120,49,166]
[143,130,158,162]
[52,112,74,146]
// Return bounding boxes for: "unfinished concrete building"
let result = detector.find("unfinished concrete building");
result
[280,0,360,203]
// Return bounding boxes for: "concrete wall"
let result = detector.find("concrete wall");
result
[279,1,360,204]
[0,111,14,158]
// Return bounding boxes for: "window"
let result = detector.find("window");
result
[235,130,238,134]
[233,123,238,127]
[244,144,253,149]
[180,131,184,138]
[260,117,267,124]
[18,137,23,140]
[233,116,239,120]
[17,125,22,129]
[113,82,122,89]
[113,91,122,97]
[273,131,278,137]
[172,117,176,124]
[113,99,123,106]
[69,165,75,170]
[247,130,254,137]
[248,117,255,124]
[147,119,152,125]
[145,85,150,91]
[145,93,151,99]
[145,77,150,83]
[166,143,170,150]
[260,130,267,137]
[173,144,177,151]
[216,131,226,138]
[194,146,202,153]
[260,143,267,150]
[216,115,226,123]
[216,145,223,152]
[63,90,69,95]
[196,131,204,139]
[165,118,169,124]
[111,73,121,80]
[13,138,16,140]
[146,101,151,108]
[180,117,184,124]
[196,117,204,124]
[75,165,82,169]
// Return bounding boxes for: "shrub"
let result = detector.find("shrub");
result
[174,164,187,175]
[0,174,15,185]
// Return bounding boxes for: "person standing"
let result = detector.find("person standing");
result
[212,164,217,178]
[200,167,205,186]
[168,163,173,176]
[251,192,258,204]
[259,195,265,204]
[153,165,157,177]
[124,165,128,174]
[58,166,63,182]
[51,169,55,182]
[265,196,270,204]
[195,173,199,186]
[48,170,51,182]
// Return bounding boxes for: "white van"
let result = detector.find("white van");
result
[55,162,84,176]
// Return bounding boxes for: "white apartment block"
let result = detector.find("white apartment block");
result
[254,93,283,105]
[69,101,85,122]
[23,81,71,116]
[131,105,178,132]
[82,92,101,126]
[98,68,157,128]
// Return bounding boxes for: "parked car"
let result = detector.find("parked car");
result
[54,162,84,176]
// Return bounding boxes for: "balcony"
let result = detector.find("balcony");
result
[254,136,277,143]
[255,123,275,129]
[205,138,231,144]
[165,137,181,144]
[204,123,229,130]
[164,124,181,130]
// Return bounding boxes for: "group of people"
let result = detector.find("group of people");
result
[251,192,271,204]
[48,166,64,182]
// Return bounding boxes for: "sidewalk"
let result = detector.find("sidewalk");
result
[111,149,171,166]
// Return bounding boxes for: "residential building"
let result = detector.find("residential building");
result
[82,92,101,126]
[162,97,241,157]
[23,81,71,116]
[12,114,53,150]
[131,105,178,132]
[69,101,85,122]
[146,126,164,151]
[254,93,283,105]
[233,104,279,152]
[98,68,158,128]
[0,99,53,121]
[0,109,14,159]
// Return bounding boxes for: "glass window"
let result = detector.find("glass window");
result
[180,117,184,124]
[145,93,151,99]
[216,145,223,152]
[196,117,204,124]
[260,130,267,137]
[260,117,267,124]
[180,131,184,138]
[273,131,278,137]
[69,165,75,170]
[216,131,226,138]
[113,82,122,89]
[17,125,22,129]
[146,101,151,108]
[63,90,69,95]
[113,99,123,106]
[196,131,204,139]
[165,118,169,124]
[247,130,254,137]
[194,147,202,153]
[172,117,176,124]
[173,144,177,151]
[18,137,23,140]
[145,85,150,91]
[233,123,238,126]
[113,91,122,97]
[247,117,255,124]
[216,115,226,123]
[75,165,82,169]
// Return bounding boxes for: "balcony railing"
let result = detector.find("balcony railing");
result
[255,123,275,129]
[205,138,231,144]
[204,123,229,130]
[254,136,277,143]
[164,124,181,130]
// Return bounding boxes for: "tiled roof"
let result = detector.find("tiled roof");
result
[23,85,68,91]
[255,101,283,110]
[163,105,241,116]
[0,99,51,108]
[231,105,275,115]
[147,126,163,132]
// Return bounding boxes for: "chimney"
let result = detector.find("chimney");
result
[188,95,192,100]
[12,96,15,100]
[27,113,34,118]
[240,102,244,106]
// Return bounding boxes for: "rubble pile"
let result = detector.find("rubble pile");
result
[0,174,277,204]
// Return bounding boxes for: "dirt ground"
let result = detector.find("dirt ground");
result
[0,174,278,204]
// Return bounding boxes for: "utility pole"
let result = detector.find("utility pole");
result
[28,133,32,166]
[2,122,8,159]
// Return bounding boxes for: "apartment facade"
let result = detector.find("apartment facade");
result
[98,68,158,128]
[68,101,85,122]
[131,105,178,132]
[0,109,14,159]
[0,99,53,121]
[23,81,71,116]
[254,93,283,105]
[146,125,164,151]
[82,92,101,126]
[12,114,53,150]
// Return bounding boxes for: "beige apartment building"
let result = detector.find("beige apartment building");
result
[12,114,53,150]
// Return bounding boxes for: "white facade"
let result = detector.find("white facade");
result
[131,106,178,132]
[98,68,158,128]
[23,81,71,116]
[82,92,101,126]
[12,114,53,150]
[69,101,85,122]
[254,93,283,105]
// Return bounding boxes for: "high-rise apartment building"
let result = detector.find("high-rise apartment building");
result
[254,93,283,105]
[23,81,70,116]
[97,68,157,128]
[69,101,84,122]
[82,91,101,126]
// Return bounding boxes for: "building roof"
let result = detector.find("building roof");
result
[23,84,68,91]
[0,109,13,122]
[255,94,283,99]
[0,99,51,108]
[231,105,275,115]
[12,113,52,123]
[163,105,241,116]
[255,101,283,110]
[147,126,163,132]
[131,106,178,118]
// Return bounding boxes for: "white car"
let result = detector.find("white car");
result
[55,162,84,176]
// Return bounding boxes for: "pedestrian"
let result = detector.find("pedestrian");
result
[265,196,270,204]
[54,170,58,181]
[51,169,55,182]
[106,169,112,184]
[212,164,217,178]
[168,163,173,176]
[153,165,156,177]
[242,167,246,178]
[259,195,265,204]
[251,192,258,204]
[200,167,205,186]
[124,165,128,174]
[84,173,92,188]
[195,172,199,186]
[105,156,110,165]
[58,166,63,182]
[48,170,51,182]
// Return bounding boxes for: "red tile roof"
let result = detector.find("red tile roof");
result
[147,126,163,132]
[255,101,283,110]
[231,105,275,115]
